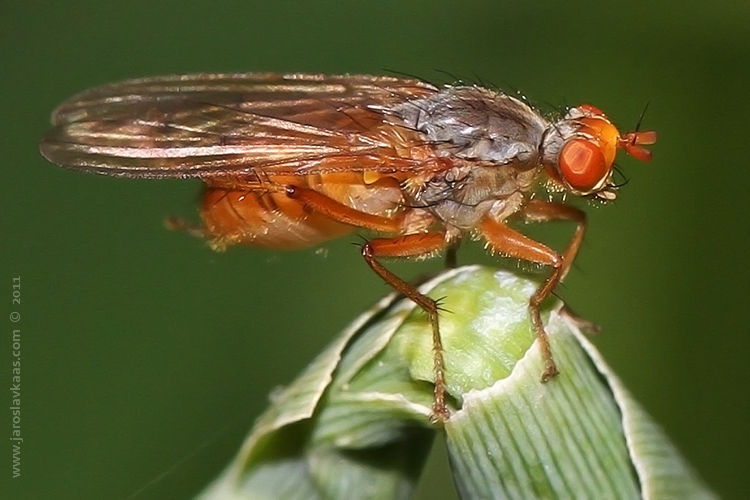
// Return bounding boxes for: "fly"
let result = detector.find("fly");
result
[39,73,657,421]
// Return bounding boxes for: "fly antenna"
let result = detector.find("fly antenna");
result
[619,101,657,161]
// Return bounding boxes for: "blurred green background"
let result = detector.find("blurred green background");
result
[3,1,749,498]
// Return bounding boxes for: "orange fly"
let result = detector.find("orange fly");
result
[39,73,656,420]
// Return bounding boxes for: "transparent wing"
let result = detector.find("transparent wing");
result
[40,73,440,179]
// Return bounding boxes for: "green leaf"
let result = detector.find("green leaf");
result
[198,266,717,500]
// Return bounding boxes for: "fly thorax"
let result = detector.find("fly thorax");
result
[388,86,549,168]
[427,197,498,230]
[488,191,526,223]
[412,165,524,230]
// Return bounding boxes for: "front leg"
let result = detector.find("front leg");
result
[521,200,587,281]
[479,218,563,381]
[479,201,588,382]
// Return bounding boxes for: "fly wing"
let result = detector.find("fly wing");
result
[40,73,440,179]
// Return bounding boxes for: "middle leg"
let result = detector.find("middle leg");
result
[361,232,452,421]
[284,184,454,420]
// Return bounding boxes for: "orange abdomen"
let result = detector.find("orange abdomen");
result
[201,172,405,250]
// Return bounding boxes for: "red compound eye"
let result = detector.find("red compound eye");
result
[559,139,608,192]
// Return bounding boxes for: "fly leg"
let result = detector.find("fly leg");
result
[284,184,453,420]
[479,200,586,381]
[362,233,451,421]
[521,200,587,282]
[284,184,403,233]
